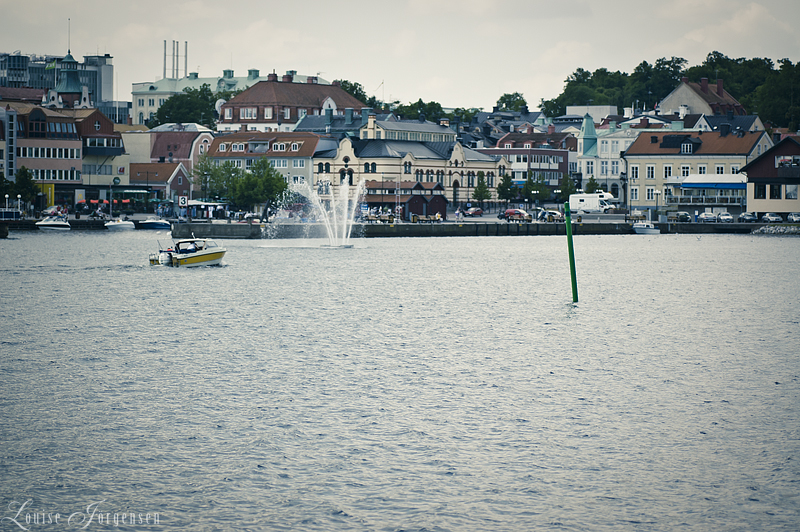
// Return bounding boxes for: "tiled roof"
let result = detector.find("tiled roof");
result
[625,130,764,156]
[685,80,742,108]
[151,131,203,159]
[208,131,321,157]
[0,87,46,102]
[129,162,183,184]
[226,81,366,109]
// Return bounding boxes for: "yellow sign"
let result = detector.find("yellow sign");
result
[40,184,55,207]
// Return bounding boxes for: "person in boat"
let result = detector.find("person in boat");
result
[187,242,197,253]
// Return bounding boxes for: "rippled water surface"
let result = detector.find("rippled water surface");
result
[1,230,799,531]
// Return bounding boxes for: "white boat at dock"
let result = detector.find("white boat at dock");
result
[633,221,660,235]
[35,215,71,230]
[105,218,135,231]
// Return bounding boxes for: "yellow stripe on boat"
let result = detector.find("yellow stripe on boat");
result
[178,251,225,266]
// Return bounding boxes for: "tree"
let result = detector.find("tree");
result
[394,99,445,121]
[584,176,602,193]
[191,155,217,201]
[233,157,288,213]
[335,80,369,104]
[557,173,578,203]
[496,92,527,111]
[150,83,243,128]
[13,167,39,204]
[496,173,517,206]
[471,171,491,207]
[521,171,550,206]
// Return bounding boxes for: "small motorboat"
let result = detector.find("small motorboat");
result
[633,221,660,235]
[138,217,171,230]
[35,215,71,230]
[149,238,226,267]
[105,218,135,231]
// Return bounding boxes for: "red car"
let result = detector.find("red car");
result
[498,209,532,222]
[464,207,483,217]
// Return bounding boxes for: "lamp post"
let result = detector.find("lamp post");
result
[654,190,661,222]
[4,194,7,211]
[17,194,21,217]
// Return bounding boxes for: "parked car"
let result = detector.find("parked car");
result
[717,212,734,223]
[498,208,532,222]
[761,212,783,223]
[675,211,692,222]
[787,212,800,223]
[464,207,483,217]
[545,210,565,222]
[698,212,718,223]
[738,212,758,223]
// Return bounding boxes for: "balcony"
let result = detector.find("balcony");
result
[664,195,744,206]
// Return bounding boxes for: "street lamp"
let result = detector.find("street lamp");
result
[653,190,661,222]
[4,194,7,210]
[17,194,21,217]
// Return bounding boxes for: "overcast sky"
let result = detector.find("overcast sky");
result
[2,0,799,111]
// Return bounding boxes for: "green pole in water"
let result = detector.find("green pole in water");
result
[564,202,578,303]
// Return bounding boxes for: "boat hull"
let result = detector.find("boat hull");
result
[105,221,135,230]
[35,216,71,230]
[633,222,660,235]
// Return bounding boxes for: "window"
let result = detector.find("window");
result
[298,109,307,119]
[716,165,725,174]
[404,162,412,174]
[273,143,286,151]
[646,165,655,179]
[178,176,183,185]
[630,165,639,180]
[600,140,608,153]
[681,165,690,177]
[611,140,619,154]
[504,143,512,149]
[681,142,693,154]
[284,108,291,120]
[241,108,257,119]
[371,163,376,173]
[219,143,227,152]
[324,163,330,173]
[754,184,766,199]
[698,165,707,175]
[148,98,155,106]
[291,143,299,151]
[138,98,144,107]
[600,161,608,175]
[264,107,273,120]
[731,165,739,174]
[646,187,655,201]
[318,163,324,174]
[272,159,288,168]
[94,121,101,131]
[611,161,619,175]
[586,161,594,175]
[224,108,232,119]
[631,187,639,201]
[769,184,782,199]
[786,184,798,199]
[664,165,672,179]
[293,159,305,168]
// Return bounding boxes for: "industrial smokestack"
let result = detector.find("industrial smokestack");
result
[163,40,167,79]
[184,41,188,78]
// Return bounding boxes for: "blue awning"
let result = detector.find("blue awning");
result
[681,183,746,189]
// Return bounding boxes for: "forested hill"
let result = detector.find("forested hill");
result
[538,52,799,130]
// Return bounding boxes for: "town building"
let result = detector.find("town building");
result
[659,77,746,117]
[216,74,365,133]
[129,162,191,205]
[740,136,800,216]
[623,128,773,216]
[1,105,18,179]
[206,131,332,187]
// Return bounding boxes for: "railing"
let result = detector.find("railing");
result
[664,195,744,205]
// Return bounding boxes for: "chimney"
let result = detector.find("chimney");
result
[345,108,353,124]
[361,108,372,126]
[547,124,555,134]
[701,78,708,93]
[681,76,688,83]
[306,76,317,84]
[439,117,450,127]
[609,121,617,130]
[267,72,278,82]
[640,118,649,128]
[727,109,734,120]
[521,105,528,114]
[492,106,499,113]
[324,108,333,127]
[241,124,247,132]
[717,79,724,97]
[719,123,731,137]
[282,73,293,82]
[331,80,340,87]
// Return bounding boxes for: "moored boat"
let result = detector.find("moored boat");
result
[138,217,171,230]
[105,218,135,230]
[149,238,226,267]
[35,215,71,230]
[633,221,660,235]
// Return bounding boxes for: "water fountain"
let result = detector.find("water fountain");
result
[286,177,366,247]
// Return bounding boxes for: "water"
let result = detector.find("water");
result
[1,231,799,531]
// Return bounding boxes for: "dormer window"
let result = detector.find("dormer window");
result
[219,143,227,151]
[274,143,286,151]
[524,143,531,148]
[504,143,512,148]
[681,142,693,154]
[291,143,299,151]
